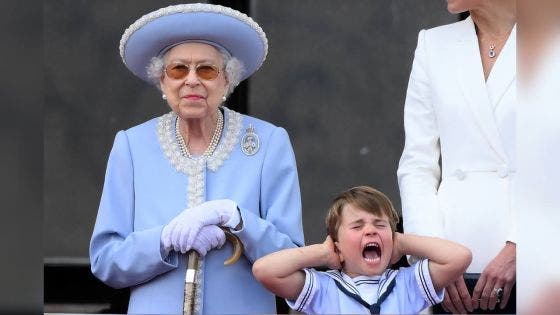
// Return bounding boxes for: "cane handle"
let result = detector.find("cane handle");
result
[223,229,243,266]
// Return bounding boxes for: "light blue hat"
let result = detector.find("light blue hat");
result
[119,3,268,83]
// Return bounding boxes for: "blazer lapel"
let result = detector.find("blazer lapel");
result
[486,25,516,110]
[455,16,508,162]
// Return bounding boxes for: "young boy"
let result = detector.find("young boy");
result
[253,186,472,314]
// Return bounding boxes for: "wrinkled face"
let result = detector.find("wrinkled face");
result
[160,42,228,120]
[446,0,483,14]
[335,204,393,277]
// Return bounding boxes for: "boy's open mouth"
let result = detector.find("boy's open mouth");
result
[362,242,381,262]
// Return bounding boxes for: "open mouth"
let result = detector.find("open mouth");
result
[362,242,381,263]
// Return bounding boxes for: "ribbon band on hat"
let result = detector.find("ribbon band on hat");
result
[158,39,232,59]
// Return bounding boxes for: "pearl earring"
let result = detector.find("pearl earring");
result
[162,94,167,100]
[222,95,226,102]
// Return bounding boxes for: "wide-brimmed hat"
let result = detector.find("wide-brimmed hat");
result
[119,3,268,83]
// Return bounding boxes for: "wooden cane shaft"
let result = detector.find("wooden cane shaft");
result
[183,251,200,315]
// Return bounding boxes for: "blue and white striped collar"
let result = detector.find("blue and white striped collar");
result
[325,269,398,304]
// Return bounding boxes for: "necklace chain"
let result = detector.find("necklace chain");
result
[175,110,224,159]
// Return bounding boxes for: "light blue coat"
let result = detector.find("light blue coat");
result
[90,107,304,314]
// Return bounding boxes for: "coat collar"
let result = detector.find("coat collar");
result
[454,16,515,162]
[157,106,243,173]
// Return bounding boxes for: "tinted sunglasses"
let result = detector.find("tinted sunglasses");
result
[164,63,221,81]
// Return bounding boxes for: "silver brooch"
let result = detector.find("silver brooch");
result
[241,124,260,156]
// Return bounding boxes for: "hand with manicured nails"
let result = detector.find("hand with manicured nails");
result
[441,276,473,314]
[161,199,239,253]
[472,242,516,311]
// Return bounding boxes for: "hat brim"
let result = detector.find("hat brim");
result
[120,4,268,83]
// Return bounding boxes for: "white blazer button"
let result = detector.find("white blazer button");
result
[497,165,509,178]
[454,169,466,180]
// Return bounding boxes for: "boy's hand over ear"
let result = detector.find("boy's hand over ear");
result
[323,236,342,270]
[390,232,404,264]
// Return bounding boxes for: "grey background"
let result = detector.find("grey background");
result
[1,1,43,313]
[44,0,457,260]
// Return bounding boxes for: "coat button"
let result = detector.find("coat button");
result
[497,165,509,178]
[454,169,466,180]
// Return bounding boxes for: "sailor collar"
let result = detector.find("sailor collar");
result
[325,269,398,305]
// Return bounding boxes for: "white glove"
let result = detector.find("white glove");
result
[190,225,226,256]
[161,199,239,253]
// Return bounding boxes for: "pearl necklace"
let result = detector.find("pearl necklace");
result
[175,109,224,159]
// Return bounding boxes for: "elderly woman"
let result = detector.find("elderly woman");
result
[89,4,304,315]
[397,0,515,314]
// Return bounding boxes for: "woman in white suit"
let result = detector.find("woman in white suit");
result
[397,0,515,313]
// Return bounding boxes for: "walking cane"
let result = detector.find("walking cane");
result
[183,229,243,315]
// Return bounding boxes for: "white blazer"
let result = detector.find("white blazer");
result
[397,16,516,273]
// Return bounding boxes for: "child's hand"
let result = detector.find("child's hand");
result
[390,232,404,265]
[322,236,342,270]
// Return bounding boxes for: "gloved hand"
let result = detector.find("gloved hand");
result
[161,199,239,253]
[190,225,226,256]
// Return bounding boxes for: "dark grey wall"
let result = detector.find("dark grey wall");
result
[2,1,43,313]
[44,0,457,259]
[249,0,456,245]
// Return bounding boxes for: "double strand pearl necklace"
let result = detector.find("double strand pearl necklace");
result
[175,109,224,159]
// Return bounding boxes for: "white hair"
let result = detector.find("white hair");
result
[146,45,245,98]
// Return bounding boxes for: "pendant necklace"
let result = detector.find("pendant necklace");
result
[489,45,496,58]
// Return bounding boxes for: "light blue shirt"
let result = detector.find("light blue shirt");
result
[287,259,444,314]
[89,107,304,314]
